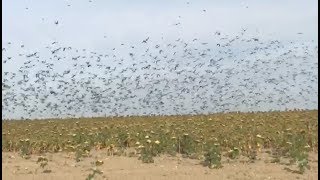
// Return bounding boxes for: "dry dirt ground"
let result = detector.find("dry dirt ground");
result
[2,150,318,180]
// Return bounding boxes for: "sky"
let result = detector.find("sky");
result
[2,0,318,48]
[2,0,319,119]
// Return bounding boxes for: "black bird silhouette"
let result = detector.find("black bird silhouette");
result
[142,37,149,43]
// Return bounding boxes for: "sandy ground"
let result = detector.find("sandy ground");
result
[2,150,318,180]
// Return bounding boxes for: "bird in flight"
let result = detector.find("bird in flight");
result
[142,37,150,43]
[54,21,59,25]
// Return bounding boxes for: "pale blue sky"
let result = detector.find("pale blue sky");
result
[2,0,318,49]
[2,0,318,119]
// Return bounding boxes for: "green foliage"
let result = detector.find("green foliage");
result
[178,134,196,155]
[117,132,130,148]
[138,144,155,163]
[226,147,240,159]
[19,139,32,158]
[74,143,91,162]
[204,144,222,169]
[286,133,310,173]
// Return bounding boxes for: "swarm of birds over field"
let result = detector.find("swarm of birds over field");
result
[2,31,318,120]
[2,2,318,120]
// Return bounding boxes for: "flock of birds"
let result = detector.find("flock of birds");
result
[2,28,318,119]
